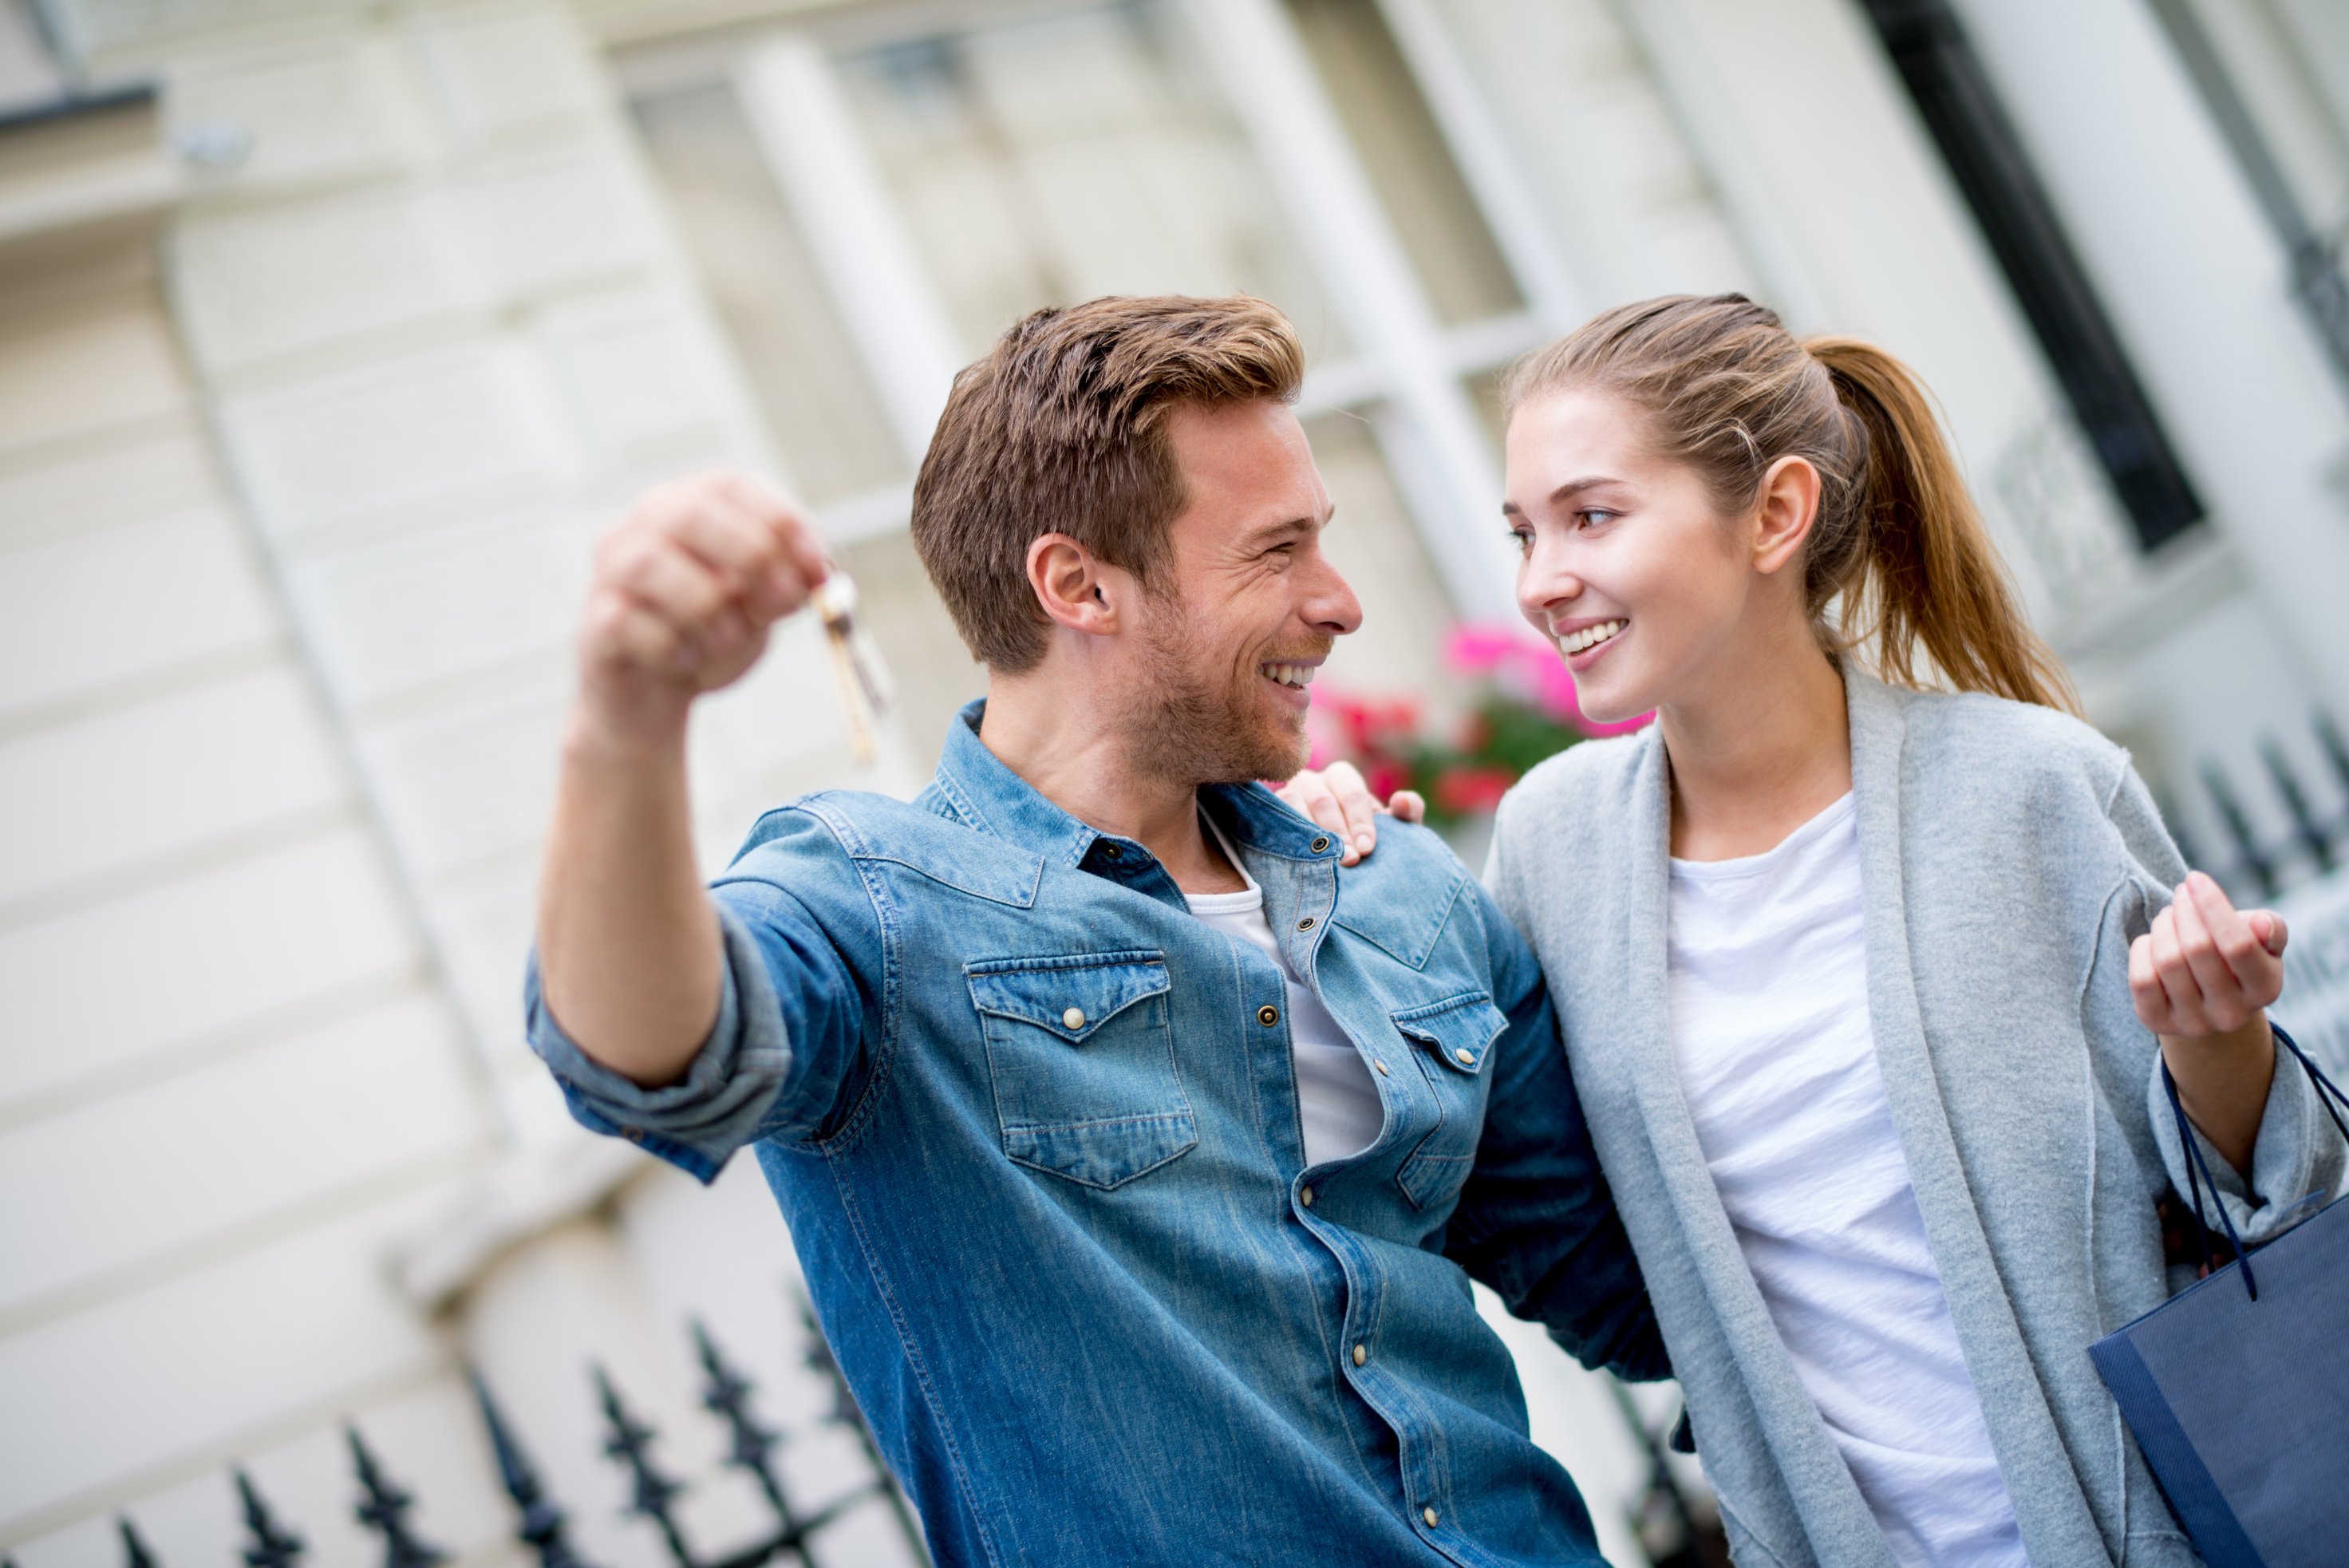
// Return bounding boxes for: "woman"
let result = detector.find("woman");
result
[1286,294,2341,1566]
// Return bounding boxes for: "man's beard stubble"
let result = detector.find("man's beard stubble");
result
[1131,592,1319,786]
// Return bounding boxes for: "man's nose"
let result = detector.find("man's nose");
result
[1307,556,1364,637]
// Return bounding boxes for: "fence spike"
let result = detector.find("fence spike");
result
[234,1469,306,1568]
[2264,739,2337,873]
[2317,710,2349,800]
[690,1320,798,1529]
[590,1365,695,1568]
[347,1424,448,1568]
[118,1518,160,1568]
[2202,763,2277,899]
[471,1369,598,1568]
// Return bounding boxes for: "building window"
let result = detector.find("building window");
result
[622,0,1547,757]
[1859,0,2205,553]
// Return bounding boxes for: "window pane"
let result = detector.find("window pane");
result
[633,81,906,506]
[1284,0,1523,326]
[835,1,1351,361]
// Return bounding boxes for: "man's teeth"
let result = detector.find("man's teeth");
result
[1557,619,1626,655]
[1261,662,1316,689]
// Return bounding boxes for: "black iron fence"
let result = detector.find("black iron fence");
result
[45,1294,928,1568]
[2166,711,2349,906]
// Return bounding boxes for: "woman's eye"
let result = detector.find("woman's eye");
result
[1506,527,1533,553]
[1576,509,1617,530]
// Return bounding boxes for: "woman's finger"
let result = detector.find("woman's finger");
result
[1388,789,1426,824]
[1277,772,1351,840]
[2129,932,2173,1034]
[2148,903,2209,1035]
[2245,909,2289,957]
[2169,879,2243,1028]
[1321,760,1388,863]
[2186,873,2282,1015]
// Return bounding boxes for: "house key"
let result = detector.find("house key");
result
[812,571,894,763]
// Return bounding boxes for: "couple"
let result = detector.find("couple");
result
[527,294,2336,1567]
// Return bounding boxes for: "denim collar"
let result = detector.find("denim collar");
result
[931,699,1338,871]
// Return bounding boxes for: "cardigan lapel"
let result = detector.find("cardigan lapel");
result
[1843,672,2114,1566]
[1618,721,1899,1566]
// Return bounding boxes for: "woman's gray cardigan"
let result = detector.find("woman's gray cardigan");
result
[1486,670,2343,1567]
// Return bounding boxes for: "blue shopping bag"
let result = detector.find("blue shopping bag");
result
[2090,1027,2349,1566]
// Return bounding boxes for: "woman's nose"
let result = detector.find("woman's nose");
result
[1517,545,1581,622]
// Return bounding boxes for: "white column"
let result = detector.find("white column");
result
[1370,0,1593,334]
[1186,0,1523,626]
[736,37,966,468]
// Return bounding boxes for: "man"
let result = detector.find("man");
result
[528,295,1663,1566]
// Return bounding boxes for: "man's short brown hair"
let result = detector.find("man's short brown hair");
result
[910,295,1306,672]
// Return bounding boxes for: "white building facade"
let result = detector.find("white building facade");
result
[0,0,2342,1563]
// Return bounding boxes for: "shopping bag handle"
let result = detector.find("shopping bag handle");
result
[2161,1025,2347,1304]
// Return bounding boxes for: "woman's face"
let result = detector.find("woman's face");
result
[1503,387,1774,726]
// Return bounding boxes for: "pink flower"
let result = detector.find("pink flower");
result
[1443,624,1524,677]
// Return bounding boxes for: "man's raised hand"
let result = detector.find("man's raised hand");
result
[578,470,830,746]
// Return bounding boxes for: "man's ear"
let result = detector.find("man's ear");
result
[1028,533,1122,636]
[1751,455,1822,576]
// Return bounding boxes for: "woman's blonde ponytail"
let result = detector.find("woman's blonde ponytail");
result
[1506,294,2079,715]
[1804,338,2079,714]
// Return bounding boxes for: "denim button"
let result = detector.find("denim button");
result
[621,1126,645,1143]
[1257,1005,1280,1026]
[1062,1007,1086,1030]
[1374,1060,1389,1076]
[1310,836,1330,854]
[1296,916,1316,932]
[1100,843,1121,859]
[1422,1507,1439,1527]
[1300,1186,1314,1207]
[1352,1344,1366,1366]
[1453,1048,1475,1066]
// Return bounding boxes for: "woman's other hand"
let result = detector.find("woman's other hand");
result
[1277,761,1425,866]
[2130,871,2288,1039]
[2132,871,2288,1173]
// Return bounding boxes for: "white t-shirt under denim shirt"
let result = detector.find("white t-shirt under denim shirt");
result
[1186,817,1384,1167]
[1666,793,2027,1567]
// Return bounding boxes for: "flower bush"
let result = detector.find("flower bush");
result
[1305,625,1652,825]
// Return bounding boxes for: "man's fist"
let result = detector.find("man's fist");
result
[2130,870,2288,1040]
[578,471,829,742]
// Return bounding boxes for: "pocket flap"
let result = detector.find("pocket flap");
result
[967,950,1171,1043]
[1392,992,1506,1074]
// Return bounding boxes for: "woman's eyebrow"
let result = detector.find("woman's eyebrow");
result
[1502,476,1623,516]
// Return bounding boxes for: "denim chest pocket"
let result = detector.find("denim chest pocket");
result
[1393,993,1507,1210]
[968,950,1197,1190]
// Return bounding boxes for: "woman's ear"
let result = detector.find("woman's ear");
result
[1751,455,1822,576]
[1027,533,1120,635]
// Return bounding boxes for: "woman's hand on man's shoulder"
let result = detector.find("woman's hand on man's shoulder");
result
[1277,760,1423,866]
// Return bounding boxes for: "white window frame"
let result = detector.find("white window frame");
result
[696,0,1582,623]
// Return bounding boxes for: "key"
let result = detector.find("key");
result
[812,573,894,764]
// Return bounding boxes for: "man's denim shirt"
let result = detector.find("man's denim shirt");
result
[527,704,1664,1568]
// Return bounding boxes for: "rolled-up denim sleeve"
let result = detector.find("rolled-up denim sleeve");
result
[524,806,874,1183]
